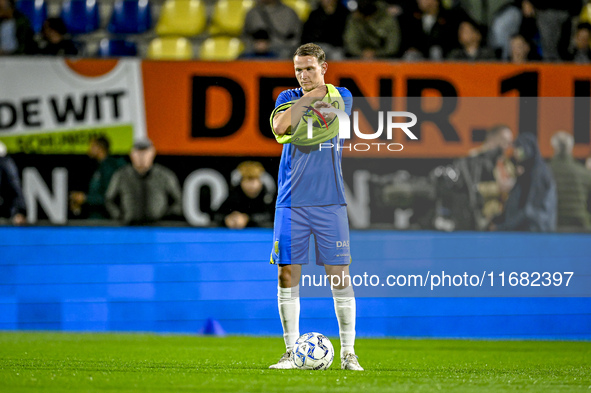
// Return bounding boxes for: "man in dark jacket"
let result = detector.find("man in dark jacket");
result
[70,136,126,219]
[527,0,581,61]
[36,17,78,56]
[0,141,26,225]
[399,0,463,59]
[301,0,350,51]
[447,19,496,61]
[493,133,557,232]
[243,0,302,58]
[344,0,401,59]
[106,139,182,225]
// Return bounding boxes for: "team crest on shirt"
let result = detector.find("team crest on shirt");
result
[302,106,329,130]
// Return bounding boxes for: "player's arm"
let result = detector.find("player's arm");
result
[272,85,328,136]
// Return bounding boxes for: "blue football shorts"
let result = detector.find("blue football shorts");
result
[270,204,351,266]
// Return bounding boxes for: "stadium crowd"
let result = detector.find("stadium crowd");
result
[0,0,590,62]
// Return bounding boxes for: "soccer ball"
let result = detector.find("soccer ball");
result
[293,332,334,370]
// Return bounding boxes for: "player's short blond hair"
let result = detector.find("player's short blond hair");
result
[294,43,326,64]
[237,161,264,180]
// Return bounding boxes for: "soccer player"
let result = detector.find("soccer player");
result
[268,43,363,371]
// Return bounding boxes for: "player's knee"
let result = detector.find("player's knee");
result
[325,265,351,289]
[279,264,302,287]
[278,266,293,287]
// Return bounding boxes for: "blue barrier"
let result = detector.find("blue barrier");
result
[0,227,589,339]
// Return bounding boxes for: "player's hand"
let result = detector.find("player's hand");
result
[306,85,328,99]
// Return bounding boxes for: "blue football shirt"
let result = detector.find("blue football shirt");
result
[273,86,352,208]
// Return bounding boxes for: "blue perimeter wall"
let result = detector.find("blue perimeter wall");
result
[0,227,589,339]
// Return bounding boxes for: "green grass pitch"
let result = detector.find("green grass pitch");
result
[0,332,589,392]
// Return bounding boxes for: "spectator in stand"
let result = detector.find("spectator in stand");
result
[568,22,591,63]
[106,139,182,225]
[301,0,350,59]
[0,0,35,55]
[508,33,540,63]
[528,0,581,61]
[243,0,302,59]
[215,161,275,229]
[457,0,515,29]
[70,136,126,219]
[492,133,556,232]
[448,18,496,60]
[239,29,279,59]
[549,131,591,232]
[484,0,547,60]
[35,17,78,56]
[458,0,530,58]
[399,0,462,60]
[516,0,541,52]
[0,141,26,225]
[486,0,522,60]
[343,0,401,59]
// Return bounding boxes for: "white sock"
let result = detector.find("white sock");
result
[332,285,356,358]
[278,284,300,351]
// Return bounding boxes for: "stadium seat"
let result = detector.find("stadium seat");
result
[107,0,153,35]
[147,36,193,60]
[16,0,48,34]
[60,0,100,35]
[199,36,244,61]
[155,0,207,37]
[97,38,138,57]
[282,0,311,21]
[209,0,254,36]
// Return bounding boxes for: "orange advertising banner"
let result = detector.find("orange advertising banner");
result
[141,61,591,158]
